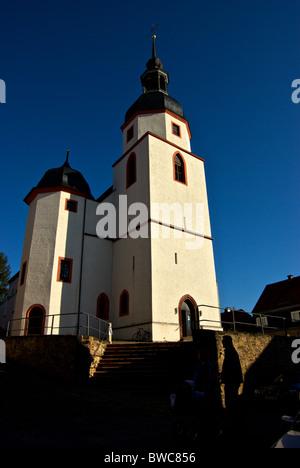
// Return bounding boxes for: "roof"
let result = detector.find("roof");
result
[8,271,19,284]
[24,158,94,203]
[124,36,184,123]
[252,276,300,314]
[125,91,184,123]
[37,160,93,198]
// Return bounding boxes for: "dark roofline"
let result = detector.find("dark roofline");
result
[8,271,19,283]
[252,275,300,314]
[96,186,114,203]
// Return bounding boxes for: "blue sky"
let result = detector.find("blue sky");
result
[0,0,299,312]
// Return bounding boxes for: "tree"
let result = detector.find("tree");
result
[0,252,11,302]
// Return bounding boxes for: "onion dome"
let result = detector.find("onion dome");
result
[24,150,94,204]
[124,35,184,123]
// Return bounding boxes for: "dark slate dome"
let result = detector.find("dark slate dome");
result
[124,36,184,124]
[36,159,94,199]
[125,91,184,122]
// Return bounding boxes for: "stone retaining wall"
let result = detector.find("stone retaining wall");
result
[5,335,107,381]
[193,330,297,404]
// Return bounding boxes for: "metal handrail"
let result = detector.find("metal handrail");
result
[5,311,112,341]
[197,304,300,335]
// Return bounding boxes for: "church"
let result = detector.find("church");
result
[11,36,221,342]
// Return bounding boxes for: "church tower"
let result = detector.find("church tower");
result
[12,37,221,341]
[13,153,99,336]
[110,36,221,341]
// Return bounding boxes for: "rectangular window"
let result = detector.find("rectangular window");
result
[172,122,181,137]
[256,316,268,327]
[57,258,73,283]
[20,261,27,286]
[291,311,300,322]
[127,125,134,143]
[65,199,78,213]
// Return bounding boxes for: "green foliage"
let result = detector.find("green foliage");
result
[0,252,11,302]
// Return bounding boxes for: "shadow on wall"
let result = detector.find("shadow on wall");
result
[193,330,297,402]
[243,335,297,396]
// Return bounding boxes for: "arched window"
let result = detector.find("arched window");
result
[97,293,109,320]
[126,153,136,188]
[119,290,129,317]
[25,305,45,335]
[173,153,186,184]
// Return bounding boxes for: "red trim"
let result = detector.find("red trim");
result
[178,295,198,340]
[113,132,204,168]
[24,186,90,206]
[97,293,110,320]
[20,261,27,286]
[24,304,46,336]
[173,151,188,186]
[57,257,73,283]
[126,152,137,188]
[119,289,129,317]
[121,108,192,140]
[171,121,181,138]
[65,198,78,213]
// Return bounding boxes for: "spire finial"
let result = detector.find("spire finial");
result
[150,24,158,58]
[66,149,70,163]
[152,34,157,58]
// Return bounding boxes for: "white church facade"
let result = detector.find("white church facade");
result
[10,37,221,341]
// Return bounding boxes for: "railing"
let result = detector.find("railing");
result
[4,312,112,341]
[197,304,300,335]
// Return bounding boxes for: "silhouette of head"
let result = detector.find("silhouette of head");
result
[222,335,233,349]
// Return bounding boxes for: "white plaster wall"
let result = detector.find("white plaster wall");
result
[80,236,113,319]
[150,235,220,341]
[13,192,61,335]
[147,134,220,341]
[111,236,152,341]
[116,114,220,341]
[122,111,191,155]
[164,112,191,152]
[13,191,88,335]
[112,136,152,340]
[80,198,114,324]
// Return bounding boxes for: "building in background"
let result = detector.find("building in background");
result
[252,275,300,335]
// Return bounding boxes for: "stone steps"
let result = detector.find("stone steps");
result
[92,341,195,393]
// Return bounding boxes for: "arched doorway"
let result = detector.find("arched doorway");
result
[178,295,198,339]
[25,305,45,335]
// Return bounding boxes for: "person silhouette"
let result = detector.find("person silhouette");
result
[221,336,243,411]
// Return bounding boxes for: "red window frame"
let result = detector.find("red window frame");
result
[57,257,73,283]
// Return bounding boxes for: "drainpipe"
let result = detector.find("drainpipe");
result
[77,197,87,335]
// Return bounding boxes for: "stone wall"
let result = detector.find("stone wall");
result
[193,329,297,404]
[215,331,297,393]
[5,335,107,381]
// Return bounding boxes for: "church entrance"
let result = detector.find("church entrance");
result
[25,305,45,335]
[178,295,198,340]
